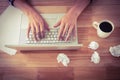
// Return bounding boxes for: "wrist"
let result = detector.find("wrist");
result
[67,7,80,19]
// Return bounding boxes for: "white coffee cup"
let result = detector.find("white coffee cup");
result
[92,20,114,38]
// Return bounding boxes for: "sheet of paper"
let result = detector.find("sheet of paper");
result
[0,6,22,55]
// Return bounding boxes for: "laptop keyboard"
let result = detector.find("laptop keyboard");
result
[25,28,73,44]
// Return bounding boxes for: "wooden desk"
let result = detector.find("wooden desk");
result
[0,0,120,80]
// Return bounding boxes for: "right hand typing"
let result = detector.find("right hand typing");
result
[27,11,49,41]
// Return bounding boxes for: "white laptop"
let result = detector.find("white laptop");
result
[5,13,83,51]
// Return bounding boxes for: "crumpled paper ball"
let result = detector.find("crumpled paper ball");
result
[57,53,70,67]
[91,51,100,64]
[88,41,99,50]
[109,45,120,57]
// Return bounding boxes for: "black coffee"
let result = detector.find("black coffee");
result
[99,22,113,32]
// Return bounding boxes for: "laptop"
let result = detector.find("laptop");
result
[5,13,83,51]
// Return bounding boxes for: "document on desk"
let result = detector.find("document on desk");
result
[0,6,22,55]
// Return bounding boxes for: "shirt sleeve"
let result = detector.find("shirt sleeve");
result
[8,0,15,6]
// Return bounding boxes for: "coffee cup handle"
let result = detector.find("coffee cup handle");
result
[92,21,99,29]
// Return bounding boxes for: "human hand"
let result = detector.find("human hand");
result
[54,12,77,41]
[13,0,49,41]
[27,11,49,41]
[53,0,91,41]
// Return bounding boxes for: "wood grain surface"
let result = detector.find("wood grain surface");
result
[0,0,120,80]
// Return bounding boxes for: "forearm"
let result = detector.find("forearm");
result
[68,0,91,18]
[14,0,38,16]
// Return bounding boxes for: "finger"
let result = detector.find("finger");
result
[41,30,45,38]
[44,21,50,31]
[39,21,44,39]
[37,32,41,40]
[34,22,41,40]
[69,26,75,40]
[65,25,74,41]
[62,23,69,37]
[58,22,65,40]
[54,20,61,28]
[72,26,76,38]
[31,24,37,41]
[27,23,31,38]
